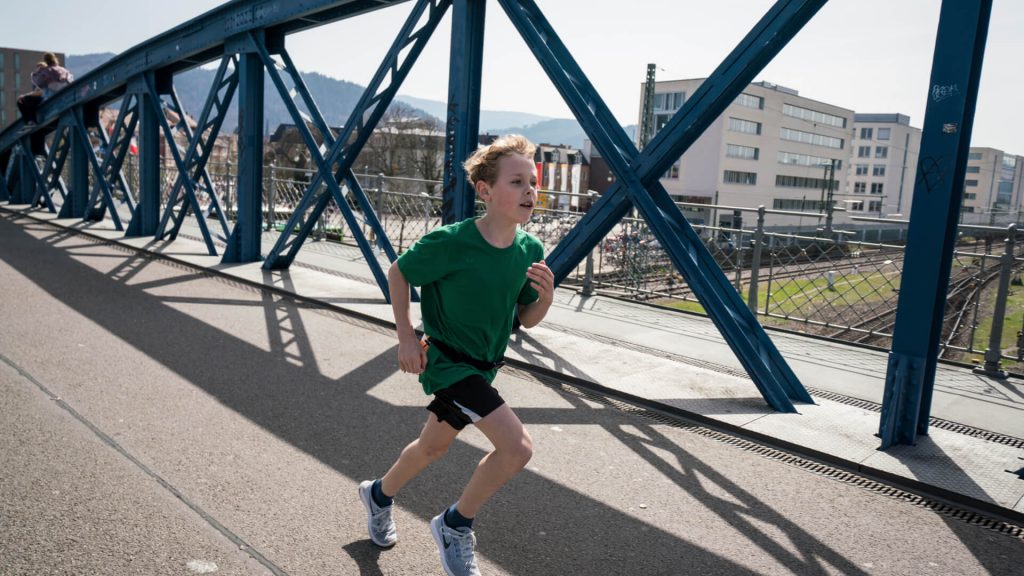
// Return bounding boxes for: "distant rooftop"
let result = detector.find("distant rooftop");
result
[752,80,799,96]
[854,113,911,126]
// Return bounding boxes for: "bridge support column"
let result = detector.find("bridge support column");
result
[878,0,992,448]
[57,119,90,218]
[223,48,264,263]
[126,76,163,237]
[441,0,485,225]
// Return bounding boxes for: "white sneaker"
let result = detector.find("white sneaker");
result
[358,480,397,547]
[430,512,480,576]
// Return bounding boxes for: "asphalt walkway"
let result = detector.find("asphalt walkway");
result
[2,208,1023,575]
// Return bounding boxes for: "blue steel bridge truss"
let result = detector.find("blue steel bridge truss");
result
[0,0,994,446]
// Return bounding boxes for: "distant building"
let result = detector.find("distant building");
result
[0,47,67,128]
[845,113,921,219]
[961,147,1024,225]
[644,78,854,229]
[535,143,589,212]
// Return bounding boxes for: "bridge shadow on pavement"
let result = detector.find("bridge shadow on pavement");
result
[3,213,1022,575]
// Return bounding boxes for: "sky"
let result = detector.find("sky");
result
[2,0,1021,153]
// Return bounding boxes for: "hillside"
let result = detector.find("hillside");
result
[67,53,635,149]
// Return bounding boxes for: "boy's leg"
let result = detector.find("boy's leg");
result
[380,413,460,497]
[453,403,533,518]
[360,413,460,548]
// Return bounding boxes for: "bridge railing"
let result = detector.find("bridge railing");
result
[87,159,1021,376]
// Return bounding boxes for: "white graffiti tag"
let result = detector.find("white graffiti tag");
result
[931,84,960,102]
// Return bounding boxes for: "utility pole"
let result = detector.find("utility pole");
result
[638,63,656,151]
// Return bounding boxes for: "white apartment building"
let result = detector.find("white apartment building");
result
[845,114,920,219]
[961,147,1024,225]
[646,79,854,230]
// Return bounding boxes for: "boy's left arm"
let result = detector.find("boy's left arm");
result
[517,261,555,329]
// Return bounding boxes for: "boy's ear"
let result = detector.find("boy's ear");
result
[475,179,489,199]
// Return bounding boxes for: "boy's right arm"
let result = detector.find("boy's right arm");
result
[388,261,427,374]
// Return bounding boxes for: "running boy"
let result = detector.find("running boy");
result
[359,134,553,576]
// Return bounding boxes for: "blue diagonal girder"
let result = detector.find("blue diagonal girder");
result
[498,0,826,410]
[67,108,127,230]
[271,45,402,268]
[251,33,388,288]
[31,123,72,213]
[169,86,232,235]
[260,0,452,300]
[92,108,138,215]
[159,58,237,243]
[85,97,138,223]
[143,73,220,256]
[18,137,54,211]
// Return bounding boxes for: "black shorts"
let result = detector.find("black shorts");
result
[427,374,506,431]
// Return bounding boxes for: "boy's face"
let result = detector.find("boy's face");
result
[477,153,537,225]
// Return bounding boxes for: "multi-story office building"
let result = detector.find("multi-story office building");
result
[844,114,920,219]
[0,47,67,129]
[646,79,854,229]
[961,147,1024,225]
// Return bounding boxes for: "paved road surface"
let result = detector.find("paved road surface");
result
[2,213,1021,575]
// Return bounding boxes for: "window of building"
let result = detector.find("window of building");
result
[860,127,873,140]
[782,103,847,128]
[855,164,868,176]
[735,93,764,110]
[777,151,835,168]
[877,127,891,140]
[968,152,983,160]
[872,165,886,177]
[15,74,20,90]
[776,175,839,190]
[1,109,5,125]
[871,182,884,195]
[849,201,864,211]
[727,144,759,160]
[964,193,976,200]
[780,127,844,149]
[724,170,757,185]
[854,182,866,194]
[868,201,882,212]
[14,53,20,70]
[654,113,672,133]
[654,91,685,111]
[728,117,761,135]
[965,179,978,187]
[875,146,888,158]
[857,146,871,158]
[963,206,975,213]
[773,198,830,211]
[1003,156,1018,169]
[966,166,980,173]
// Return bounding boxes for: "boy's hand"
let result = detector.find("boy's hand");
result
[397,331,427,374]
[526,261,554,304]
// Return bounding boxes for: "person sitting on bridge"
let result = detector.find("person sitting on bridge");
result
[359,134,554,576]
[16,53,73,128]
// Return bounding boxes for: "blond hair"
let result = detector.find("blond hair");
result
[463,134,536,186]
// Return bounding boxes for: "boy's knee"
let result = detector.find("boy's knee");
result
[508,433,533,468]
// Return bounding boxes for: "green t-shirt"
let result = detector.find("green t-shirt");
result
[397,217,544,395]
